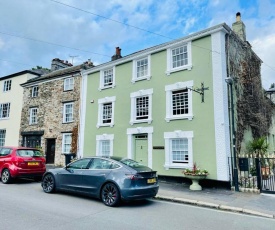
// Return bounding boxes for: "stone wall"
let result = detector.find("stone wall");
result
[20,74,81,166]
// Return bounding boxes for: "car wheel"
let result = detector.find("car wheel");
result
[101,183,121,207]
[42,174,55,193]
[1,169,12,184]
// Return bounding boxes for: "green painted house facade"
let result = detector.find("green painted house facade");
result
[79,23,235,182]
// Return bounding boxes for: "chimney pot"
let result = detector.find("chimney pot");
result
[116,47,121,56]
[111,47,122,61]
[236,12,241,22]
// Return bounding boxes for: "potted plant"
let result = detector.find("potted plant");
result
[247,137,270,180]
[182,163,209,190]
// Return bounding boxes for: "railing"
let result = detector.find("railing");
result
[228,157,275,191]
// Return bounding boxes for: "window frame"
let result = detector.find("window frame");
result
[67,158,91,169]
[96,134,114,157]
[164,130,193,169]
[0,129,6,147]
[99,67,115,90]
[64,77,74,91]
[0,103,11,119]
[97,96,116,128]
[166,42,192,75]
[165,81,193,122]
[3,80,12,92]
[132,55,151,83]
[62,133,72,154]
[29,107,38,125]
[130,88,153,125]
[63,102,74,123]
[31,86,39,97]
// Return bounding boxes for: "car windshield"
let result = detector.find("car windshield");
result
[119,159,145,168]
[17,149,43,157]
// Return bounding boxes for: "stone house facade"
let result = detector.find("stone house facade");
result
[20,59,93,165]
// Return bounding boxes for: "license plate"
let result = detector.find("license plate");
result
[147,178,156,184]
[28,162,39,166]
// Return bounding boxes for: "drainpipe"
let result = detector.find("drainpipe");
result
[225,76,239,192]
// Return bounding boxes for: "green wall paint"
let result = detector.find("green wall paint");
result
[83,36,218,179]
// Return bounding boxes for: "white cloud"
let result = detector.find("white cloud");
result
[0,0,274,89]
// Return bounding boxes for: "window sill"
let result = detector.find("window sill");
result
[164,163,191,170]
[166,65,192,76]
[62,121,74,124]
[63,89,73,92]
[131,75,151,83]
[96,123,114,128]
[165,115,193,122]
[130,119,152,125]
[98,85,115,91]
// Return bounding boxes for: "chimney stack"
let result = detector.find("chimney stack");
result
[51,58,73,71]
[111,47,122,61]
[232,12,246,42]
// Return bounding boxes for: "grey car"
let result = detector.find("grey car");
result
[41,156,159,207]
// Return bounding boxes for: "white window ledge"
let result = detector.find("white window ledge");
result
[165,115,194,122]
[166,65,192,76]
[131,75,152,83]
[129,119,152,125]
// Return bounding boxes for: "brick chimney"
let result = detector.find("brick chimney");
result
[111,47,122,61]
[51,58,73,71]
[232,12,246,42]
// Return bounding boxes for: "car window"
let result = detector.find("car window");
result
[68,159,91,169]
[17,149,43,157]
[0,148,11,156]
[119,159,145,168]
[89,158,113,169]
[110,162,120,169]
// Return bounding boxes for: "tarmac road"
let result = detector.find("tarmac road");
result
[0,179,274,230]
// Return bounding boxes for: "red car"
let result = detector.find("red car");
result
[0,146,46,184]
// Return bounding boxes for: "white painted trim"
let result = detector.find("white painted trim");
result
[62,133,72,154]
[166,42,193,75]
[29,107,38,125]
[63,102,74,123]
[96,134,114,156]
[21,73,81,87]
[78,73,88,158]
[212,30,230,181]
[130,88,153,125]
[81,24,230,76]
[131,55,151,83]
[127,127,153,168]
[99,67,116,91]
[165,81,194,122]
[164,130,194,170]
[64,77,74,91]
[97,96,116,128]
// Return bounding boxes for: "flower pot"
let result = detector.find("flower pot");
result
[184,175,207,190]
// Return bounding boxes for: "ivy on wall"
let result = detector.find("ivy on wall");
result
[226,33,275,155]
[71,125,78,154]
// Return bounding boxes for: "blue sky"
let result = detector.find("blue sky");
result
[0,0,274,89]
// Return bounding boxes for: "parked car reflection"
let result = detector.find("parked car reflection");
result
[42,156,159,207]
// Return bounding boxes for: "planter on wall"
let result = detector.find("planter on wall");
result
[184,175,207,190]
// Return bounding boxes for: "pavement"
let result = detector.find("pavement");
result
[156,179,275,219]
[46,165,275,219]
